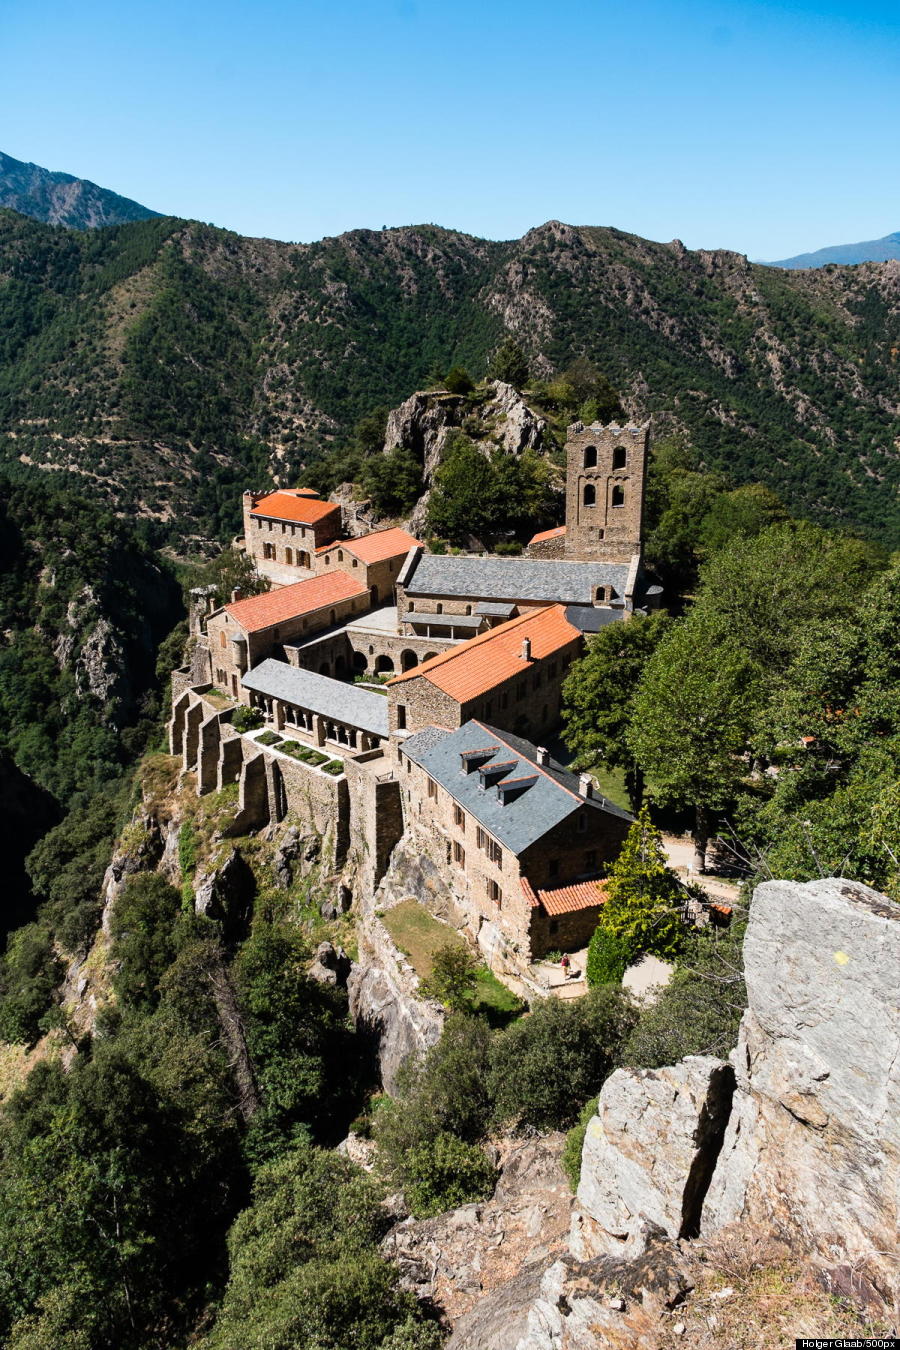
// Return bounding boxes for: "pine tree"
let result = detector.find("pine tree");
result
[599,807,684,959]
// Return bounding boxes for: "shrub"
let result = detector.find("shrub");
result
[561,1095,598,1191]
[0,923,63,1046]
[443,366,474,395]
[109,874,181,1011]
[256,730,282,747]
[585,924,635,987]
[402,1132,496,1218]
[488,986,636,1130]
[232,705,263,733]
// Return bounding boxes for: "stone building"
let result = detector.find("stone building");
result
[206,571,369,700]
[315,526,420,604]
[243,488,343,586]
[398,720,633,963]
[563,421,648,564]
[242,659,389,753]
[386,605,582,739]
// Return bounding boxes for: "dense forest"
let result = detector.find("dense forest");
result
[0,208,898,543]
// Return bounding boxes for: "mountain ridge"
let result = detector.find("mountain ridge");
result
[768,229,900,269]
[0,150,160,229]
[0,208,898,544]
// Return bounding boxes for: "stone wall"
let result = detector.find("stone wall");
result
[563,422,648,565]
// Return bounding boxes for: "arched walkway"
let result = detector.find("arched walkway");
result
[375,654,395,675]
[400,650,418,672]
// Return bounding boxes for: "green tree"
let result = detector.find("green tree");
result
[562,610,673,809]
[628,615,759,869]
[109,873,182,1012]
[597,807,685,957]
[487,337,529,388]
[420,943,478,1011]
[443,366,474,395]
[487,987,635,1130]
[360,446,423,517]
[401,1132,495,1218]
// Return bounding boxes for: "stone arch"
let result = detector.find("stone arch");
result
[423,652,438,663]
[353,650,367,671]
[375,654,395,675]
[611,484,625,508]
[583,483,596,507]
[612,445,627,470]
[400,649,418,672]
[370,585,379,605]
[583,445,597,469]
[319,661,331,677]
[334,654,347,678]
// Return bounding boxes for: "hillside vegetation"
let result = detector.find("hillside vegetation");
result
[0,211,898,543]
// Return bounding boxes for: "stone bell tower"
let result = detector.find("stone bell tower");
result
[563,420,649,564]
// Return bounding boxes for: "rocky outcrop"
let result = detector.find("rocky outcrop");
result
[347,913,444,1093]
[194,847,256,939]
[379,381,551,533]
[308,940,351,986]
[702,877,900,1311]
[448,1238,694,1350]
[384,1135,572,1323]
[573,1057,734,1260]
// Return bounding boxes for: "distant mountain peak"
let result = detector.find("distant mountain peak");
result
[0,150,160,229]
[767,231,900,269]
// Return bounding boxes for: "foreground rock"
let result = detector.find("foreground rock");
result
[573,1057,734,1260]
[703,877,900,1311]
[384,1135,573,1326]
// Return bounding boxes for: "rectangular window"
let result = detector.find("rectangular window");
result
[453,804,465,830]
[487,878,502,906]
[475,825,486,850]
[427,777,437,800]
[396,704,407,730]
[487,839,502,867]
[452,840,465,866]
[577,813,588,833]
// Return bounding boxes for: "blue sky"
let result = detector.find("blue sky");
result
[2,0,898,256]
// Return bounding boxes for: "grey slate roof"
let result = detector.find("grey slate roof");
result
[565,604,626,634]
[405,554,631,606]
[408,611,483,629]
[242,659,388,738]
[401,720,632,855]
[475,601,517,617]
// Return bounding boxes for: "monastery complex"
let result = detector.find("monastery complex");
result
[171,420,663,978]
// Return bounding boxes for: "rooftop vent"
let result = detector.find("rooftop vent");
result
[521,637,532,662]
[536,746,549,766]
[231,587,243,603]
[578,773,594,799]
[478,759,518,788]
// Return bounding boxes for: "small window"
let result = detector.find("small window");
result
[219,631,227,649]
[487,839,502,867]
[329,609,336,624]
[436,603,443,614]
[352,557,358,567]
[427,777,437,800]
[583,445,597,468]
[595,586,607,604]
[285,547,293,565]
[465,604,472,615]
[452,840,465,866]
[408,601,415,612]
[577,812,587,833]
[475,826,487,850]
[597,528,605,540]
[338,550,344,561]
[583,484,596,507]
[453,804,465,830]
[487,878,502,906]
[612,445,627,470]
[397,704,407,730]
[612,484,625,508]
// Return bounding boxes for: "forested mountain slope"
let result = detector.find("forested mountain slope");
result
[1,210,898,542]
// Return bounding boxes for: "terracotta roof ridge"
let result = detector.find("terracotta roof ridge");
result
[387,604,561,686]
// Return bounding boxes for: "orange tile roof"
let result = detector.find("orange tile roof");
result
[528,524,567,545]
[521,876,609,915]
[388,605,580,703]
[225,572,367,634]
[344,527,421,564]
[251,490,341,525]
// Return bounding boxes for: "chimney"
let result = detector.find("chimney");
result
[536,746,549,766]
[231,588,242,603]
[521,637,532,662]
[578,773,594,799]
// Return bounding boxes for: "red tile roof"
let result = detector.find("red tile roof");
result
[521,876,609,915]
[251,490,341,525]
[344,527,421,564]
[388,605,580,703]
[528,524,567,545]
[225,572,367,634]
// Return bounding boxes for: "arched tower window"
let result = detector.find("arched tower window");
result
[611,484,625,508]
[595,586,607,603]
[583,484,596,507]
[583,445,597,469]
[612,445,627,470]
